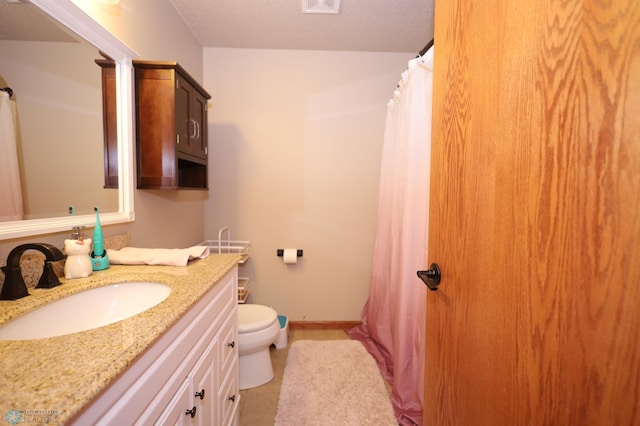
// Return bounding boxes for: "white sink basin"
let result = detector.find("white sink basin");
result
[0,282,171,340]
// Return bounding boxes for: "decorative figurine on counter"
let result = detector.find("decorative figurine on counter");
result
[64,238,93,279]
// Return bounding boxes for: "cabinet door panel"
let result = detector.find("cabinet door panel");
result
[219,360,239,426]
[191,89,208,159]
[175,75,193,157]
[135,68,177,188]
[219,311,238,378]
[193,338,217,426]
[151,379,191,426]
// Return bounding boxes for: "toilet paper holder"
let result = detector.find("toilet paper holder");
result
[277,249,303,257]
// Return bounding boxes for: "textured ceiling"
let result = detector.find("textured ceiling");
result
[0,0,434,54]
[168,0,434,53]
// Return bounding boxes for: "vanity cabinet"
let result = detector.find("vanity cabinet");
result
[70,267,239,425]
[133,61,211,190]
[153,338,215,425]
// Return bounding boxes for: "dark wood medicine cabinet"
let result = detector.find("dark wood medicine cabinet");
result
[97,59,211,190]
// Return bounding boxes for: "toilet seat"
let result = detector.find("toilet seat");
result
[238,304,278,333]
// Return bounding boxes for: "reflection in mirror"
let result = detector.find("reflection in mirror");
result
[0,0,136,239]
[0,1,117,220]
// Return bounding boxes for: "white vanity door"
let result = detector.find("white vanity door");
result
[153,379,192,426]
[193,337,218,426]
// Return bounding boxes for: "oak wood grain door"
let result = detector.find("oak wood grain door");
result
[424,0,640,424]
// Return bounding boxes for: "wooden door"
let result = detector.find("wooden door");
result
[424,0,640,425]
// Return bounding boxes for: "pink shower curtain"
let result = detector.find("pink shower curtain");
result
[348,47,433,426]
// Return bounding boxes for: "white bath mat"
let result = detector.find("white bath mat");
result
[275,339,397,425]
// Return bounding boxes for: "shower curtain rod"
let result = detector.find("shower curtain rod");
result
[417,38,434,57]
[0,87,13,98]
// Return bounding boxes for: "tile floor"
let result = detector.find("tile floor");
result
[238,329,351,425]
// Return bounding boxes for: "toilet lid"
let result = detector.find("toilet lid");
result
[237,304,278,333]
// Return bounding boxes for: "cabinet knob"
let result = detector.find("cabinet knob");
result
[227,341,235,348]
[195,389,205,400]
[228,394,236,403]
[185,406,196,418]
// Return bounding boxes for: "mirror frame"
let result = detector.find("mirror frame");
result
[0,0,137,240]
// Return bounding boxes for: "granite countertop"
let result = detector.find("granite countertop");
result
[0,254,240,424]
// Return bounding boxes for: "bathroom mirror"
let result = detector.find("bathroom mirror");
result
[0,0,137,240]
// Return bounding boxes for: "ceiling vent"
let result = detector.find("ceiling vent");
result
[302,0,341,14]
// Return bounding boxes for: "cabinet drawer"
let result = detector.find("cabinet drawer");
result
[216,273,237,321]
[219,359,239,426]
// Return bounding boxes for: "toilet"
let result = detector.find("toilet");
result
[237,304,281,390]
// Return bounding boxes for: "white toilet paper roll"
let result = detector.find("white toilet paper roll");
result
[283,248,298,264]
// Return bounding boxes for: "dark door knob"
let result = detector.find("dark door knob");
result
[417,263,441,291]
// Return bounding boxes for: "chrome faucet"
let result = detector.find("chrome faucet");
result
[0,243,66,300]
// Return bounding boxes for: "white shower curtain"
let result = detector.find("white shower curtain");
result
[348,47,433,426]
[0,91,24,221]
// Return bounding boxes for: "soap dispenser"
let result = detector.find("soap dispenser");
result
[64,226,93,279]
[91,206,110,271]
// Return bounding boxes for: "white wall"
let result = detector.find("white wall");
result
[203,48,412,320]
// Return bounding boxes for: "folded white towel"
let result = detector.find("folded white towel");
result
[107,246,210,267]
